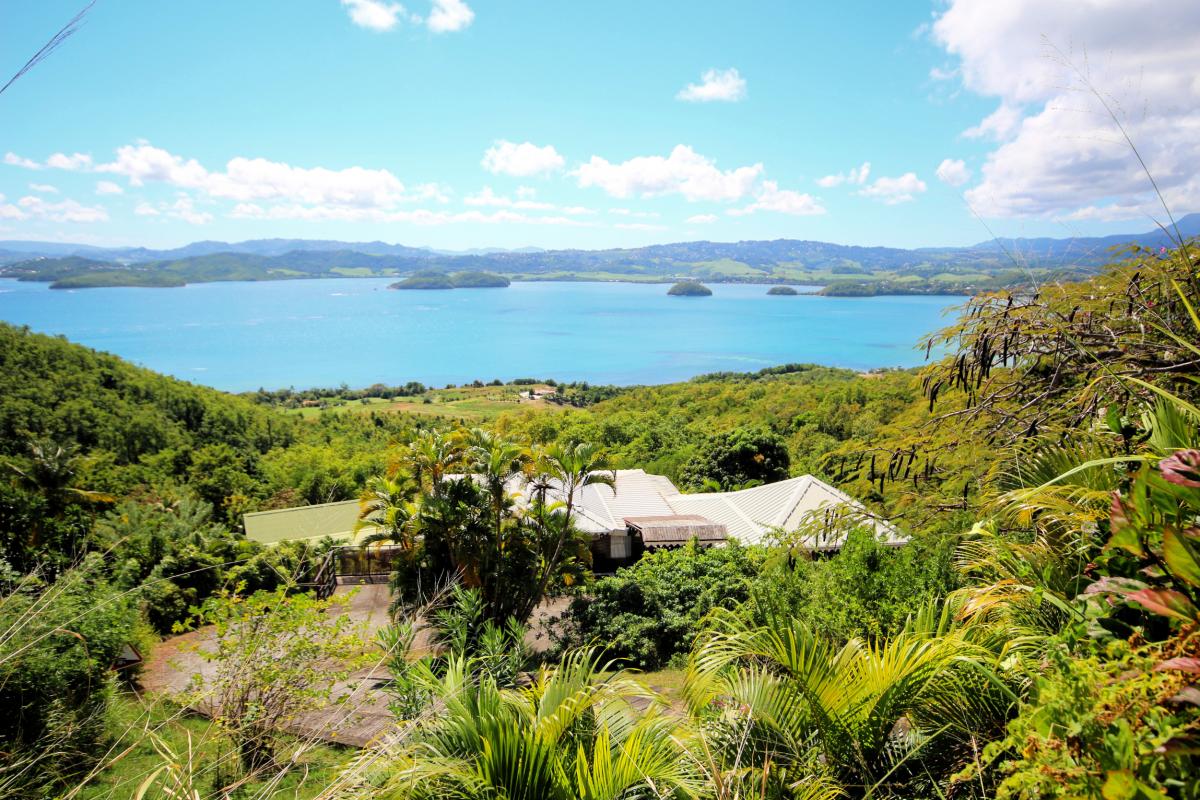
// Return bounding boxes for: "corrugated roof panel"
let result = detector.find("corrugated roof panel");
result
[667,494,759,542]
[243,500,381,545]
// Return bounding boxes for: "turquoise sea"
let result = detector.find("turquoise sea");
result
[0,278,961,392]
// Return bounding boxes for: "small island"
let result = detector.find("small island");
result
[390,270,511,290]
[666,280,712,297]
[766,285,799,296]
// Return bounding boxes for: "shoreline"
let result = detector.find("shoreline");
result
[3,274,975,297]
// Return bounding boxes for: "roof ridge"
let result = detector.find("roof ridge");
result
[773,475,814,528]
[243,498,360,518]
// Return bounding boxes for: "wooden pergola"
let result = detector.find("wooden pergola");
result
[624,515,728,548]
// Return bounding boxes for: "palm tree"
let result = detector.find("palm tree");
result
[527,441,616,608]
[464,428,530,540]
[403,429,464,497]
[355,474,419,548]
[354,648,701,800]
[685,606,1013,796]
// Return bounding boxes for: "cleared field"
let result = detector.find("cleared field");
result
[289,386,563,422]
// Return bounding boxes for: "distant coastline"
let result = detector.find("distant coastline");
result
[4,216,1193,295]
[5,271,982,297]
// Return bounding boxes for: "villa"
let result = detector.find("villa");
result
[243,469,904,571]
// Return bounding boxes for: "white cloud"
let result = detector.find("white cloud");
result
[134,202,160,216]
[464,185,553,210]
[4,152,41,170]
[676,68,747,103]
[341,0,409,31]
[0,194,26,220]
[561,206,595,216]
[933,0,1200,219]
[858,172,927,204]
[427,0,474,32]
[45,152,93,171]
[230,202,593,227]
[687,213,718,224]
[515,185,537,200]
[576,145,762,202]
[817,162,870,188]
[28,183,58,194]
[607,208,660,218]
[962,102,1022,140]
[95,143,414,209]
[728,180,826,216]
[95,180,124,195]
[17,195,108,223]
[935,158,971,187]
[166,195,213,225]
[481,140,564,177]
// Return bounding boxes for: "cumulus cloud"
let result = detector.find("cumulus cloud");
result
[45,152,93,171]
[676,68,747,102]
[576,145,762,202]
[427,0,474,32]
[341,0,410,31]
[962,103,1022,140]
[935,159,971,187]
[342,0,473,33]
[607,208,660,218]
[94,142,414,209]
[4,152,41,170]
[5,151,92,170]
[464,185,554,210]
[858,172,927,204]
[933,0,1200,219]
[481,140,564,177]
[230,202,592,227]
[687,213,718,224]
[817,162,870,188]
[28,183,58,194]
[16,195,108,223]
[727,180,826,216]
[95,180,124,195]
[164,195,213,225]
[0,194,25,220]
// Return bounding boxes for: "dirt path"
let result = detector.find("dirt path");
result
[140,585,569,747]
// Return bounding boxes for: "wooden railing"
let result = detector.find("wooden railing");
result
[300,544,403,599]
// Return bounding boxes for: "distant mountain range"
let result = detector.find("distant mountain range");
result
[1,213,1195,292]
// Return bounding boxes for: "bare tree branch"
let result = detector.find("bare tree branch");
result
[0,2,95,99]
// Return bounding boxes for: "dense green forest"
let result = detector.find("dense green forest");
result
[1,241,1199,798]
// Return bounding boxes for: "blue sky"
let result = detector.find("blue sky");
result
[1,0,1195,251]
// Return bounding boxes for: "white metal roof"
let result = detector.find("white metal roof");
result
[243,469,903,551]
[665,475,904,548]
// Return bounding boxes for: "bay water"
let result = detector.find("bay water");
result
[0,278,961,392]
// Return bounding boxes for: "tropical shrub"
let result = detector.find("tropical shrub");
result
[0,555,136,795]
[748,526,958,643]
[347,648,701,800]
[980,634,1200,800]
[686,605,1015,798]
[557,539,766,670]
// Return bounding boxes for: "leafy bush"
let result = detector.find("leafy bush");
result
[556,540,766,669]
[0,556,136,792]
[979,635,1200,799]
[747,527,957,643]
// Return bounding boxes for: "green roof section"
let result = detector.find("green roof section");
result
[243,499,380,545]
